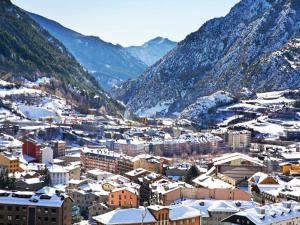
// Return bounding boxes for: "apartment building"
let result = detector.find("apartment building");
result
[227,130,251,149]
[0,151,19,172]
[0,190,72,225]
[81,147,120,173]
[22,139,41,162]
[51,140,66,158]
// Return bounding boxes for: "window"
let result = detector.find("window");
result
[7,215,12,221]
[7,206,12,211]
[51,209,56,213]
[51,218,56,222]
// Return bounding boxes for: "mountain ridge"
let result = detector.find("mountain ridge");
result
[126,37,177,66]
[115,0,300,117]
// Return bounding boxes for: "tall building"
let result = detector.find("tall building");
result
[81,147,120,173]
[228,130,251,149]
[0,190,73,225]
[22,139,41,162]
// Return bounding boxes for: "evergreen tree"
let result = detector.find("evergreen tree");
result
[184,165,200,185]
[43,168,52,187]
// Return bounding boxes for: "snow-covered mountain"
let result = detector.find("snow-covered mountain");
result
[28,12,147,91]
[126,37,177,66]
[0,0,123,115]
[115,0,300,117]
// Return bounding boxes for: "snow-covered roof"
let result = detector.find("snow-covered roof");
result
[180,199,256,218]
[93,207,156,225]
[213,153,264,167]
[224,201,300,225]
[169,205,200,221]
[0,190,68,207]
[193,174,234,189]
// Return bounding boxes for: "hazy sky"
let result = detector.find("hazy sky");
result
[12,0,240,47]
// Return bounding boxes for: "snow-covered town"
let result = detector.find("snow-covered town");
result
[2,0,300,224]
[0,76,300,225]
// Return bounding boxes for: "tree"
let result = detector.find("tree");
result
[41,167,52,187]
[184,165,200,185]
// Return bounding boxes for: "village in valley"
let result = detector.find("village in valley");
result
[0,78,300,225]
[2,0,300,224]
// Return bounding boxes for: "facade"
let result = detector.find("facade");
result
[108,187,139,209]
[81,147,120,173]
[48,165,69,185]
[22,139,41,161]
[0,151,19,173]
[133,155,170,174]
[71,190,108,216]
[228,130,251,149]
[51,140,66,158]
[0,190,73,225]
[41,147,54,165]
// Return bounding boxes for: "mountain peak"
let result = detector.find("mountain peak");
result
[126,37,177,66]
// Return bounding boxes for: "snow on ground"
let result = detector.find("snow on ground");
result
[24,77,51,88]
[180,91,234,120]
[0,88,41,97]
[135,99,174,117]
[18,105,56,120]
[223,103,266,110]
[234,118,286,138]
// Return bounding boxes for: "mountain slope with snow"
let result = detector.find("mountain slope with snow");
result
[115,0,300,117]
[0,0,123,115]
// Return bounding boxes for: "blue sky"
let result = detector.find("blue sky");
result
[12,0,240,47]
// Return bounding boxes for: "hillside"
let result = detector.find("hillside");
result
[28,12,147,91]
[0,0,124,115]
[126,37,177,66]
[115,0,300,117]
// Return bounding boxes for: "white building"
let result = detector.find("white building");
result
[48,165,69,186]
[41,147,53,165]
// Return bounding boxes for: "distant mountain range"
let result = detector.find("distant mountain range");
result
[28,13,177,91]
[0,0,123,115]
[115,0,300,118]
[28,12,147,91]
[126,37,177,66]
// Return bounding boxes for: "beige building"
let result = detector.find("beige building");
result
[228,130,251,149]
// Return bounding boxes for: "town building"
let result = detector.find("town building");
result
[0,151,19,172]
[227,130,251,149]
[211,153,265,186]
[0,189,73,225]
[48,165,69,186]
[108,187,139,209]
[22,139,42,162]
[223,201,300,225]
[51,140,66,158]
[41,147,54,165]
[81,147,120,173]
